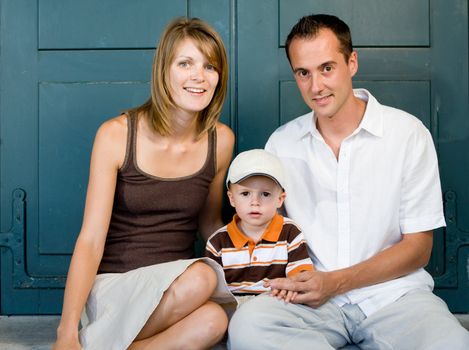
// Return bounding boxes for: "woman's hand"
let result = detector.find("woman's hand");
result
[53,332,82,350]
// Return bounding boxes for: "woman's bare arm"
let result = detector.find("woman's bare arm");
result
[54,116,127,349]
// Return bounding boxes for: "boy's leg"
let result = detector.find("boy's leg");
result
[227,294,350,350]
[353,290,469,350]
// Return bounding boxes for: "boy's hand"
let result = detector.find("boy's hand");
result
[269,288,298,303]
[264,277,298,303]
[264,270,339,307]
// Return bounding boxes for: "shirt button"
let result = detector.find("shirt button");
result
[253,256,258,261]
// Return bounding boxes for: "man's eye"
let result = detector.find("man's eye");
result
[299,72,311,80]
[323,66,332,72]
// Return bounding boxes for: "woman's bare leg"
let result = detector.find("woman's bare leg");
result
[132,261,220,341]
[129,300,228,350]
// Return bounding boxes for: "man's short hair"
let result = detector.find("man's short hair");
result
[285,14,353,63]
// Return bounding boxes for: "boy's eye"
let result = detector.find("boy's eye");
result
[240,192,249,197]
[262,192,271,197]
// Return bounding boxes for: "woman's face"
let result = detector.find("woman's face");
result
[168,38,219,118]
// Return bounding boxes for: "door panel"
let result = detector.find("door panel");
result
[279,0,430,46]
[38,0,187,49]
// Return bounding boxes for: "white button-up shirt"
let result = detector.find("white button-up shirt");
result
[265,89,446,316]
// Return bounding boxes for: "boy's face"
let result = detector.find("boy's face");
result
[227,176,285,237]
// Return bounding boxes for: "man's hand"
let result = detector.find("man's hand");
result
[264,270,340,308]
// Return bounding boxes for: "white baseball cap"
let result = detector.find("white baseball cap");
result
[226,149,285,190]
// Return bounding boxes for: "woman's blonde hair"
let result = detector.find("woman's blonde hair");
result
[130,17,228,138]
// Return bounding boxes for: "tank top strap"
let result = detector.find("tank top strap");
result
[207,127,217,175]
[119,111,137,173]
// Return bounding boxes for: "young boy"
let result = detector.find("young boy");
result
[205,149,313,301]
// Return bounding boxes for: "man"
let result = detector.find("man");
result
[228,14,469,349]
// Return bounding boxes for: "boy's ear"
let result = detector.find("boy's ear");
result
[277,191,286,208]
[227,190,236,207]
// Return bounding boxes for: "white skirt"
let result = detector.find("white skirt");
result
[79,258,237,350]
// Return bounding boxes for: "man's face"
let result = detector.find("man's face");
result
[288,29,358,120]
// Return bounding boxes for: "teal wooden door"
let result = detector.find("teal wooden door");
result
[1,0,468,314]
[236,0,469,312]
[0,0,234,314]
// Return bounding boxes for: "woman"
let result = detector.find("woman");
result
[53,17,236,350]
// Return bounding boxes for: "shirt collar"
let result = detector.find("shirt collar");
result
[296,88,383,140]
[297,112,315,140]
[354,89,383,137]
[226,214,284,249]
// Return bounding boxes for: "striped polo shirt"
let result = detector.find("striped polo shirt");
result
[205,214,313,295]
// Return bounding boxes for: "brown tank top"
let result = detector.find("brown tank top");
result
[98,113,217,273]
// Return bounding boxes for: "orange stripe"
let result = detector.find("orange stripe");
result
[287,264,313,277]
[229,281,263,287]
[224,262,251,269]
[224,259,289,269]
[206,245,219,256]
[221,247,249,253]
[287,240,305,252]
[255,242,287,249]
[251,259,287,265]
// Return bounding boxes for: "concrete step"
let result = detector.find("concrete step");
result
[1,314,468,349]
[0,316,59,350]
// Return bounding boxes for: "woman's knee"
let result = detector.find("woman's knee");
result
[186,261,218,294]
[170,262,217,301]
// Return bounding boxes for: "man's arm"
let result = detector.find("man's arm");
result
[266,230,433,307]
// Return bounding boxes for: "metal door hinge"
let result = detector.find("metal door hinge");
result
[0,189,65,288]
